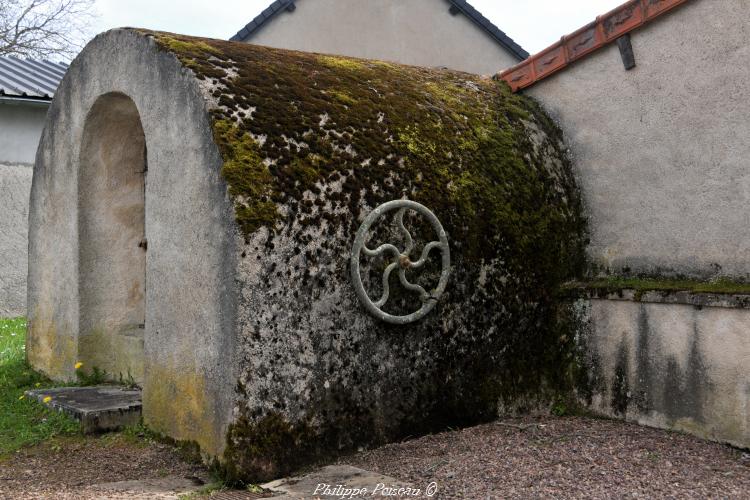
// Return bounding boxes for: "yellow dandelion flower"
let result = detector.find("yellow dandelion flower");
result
[75,362,83,370]
[43,396,52,404]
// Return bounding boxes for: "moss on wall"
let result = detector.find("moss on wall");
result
[140,30,589,482]
[565,277,750,298]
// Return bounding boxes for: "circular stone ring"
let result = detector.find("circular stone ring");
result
[350,200,450,324]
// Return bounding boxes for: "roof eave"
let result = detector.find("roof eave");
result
[0,94,52,106]
[229,0,296,42]
[447,0,529,61]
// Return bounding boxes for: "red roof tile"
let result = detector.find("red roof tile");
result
[497,0,691,92]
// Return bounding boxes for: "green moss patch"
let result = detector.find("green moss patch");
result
[144,30,586,278]
[565,277,750,296]
[222,412,317,484]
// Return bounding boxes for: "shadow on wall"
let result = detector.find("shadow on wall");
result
[77,92,147,386]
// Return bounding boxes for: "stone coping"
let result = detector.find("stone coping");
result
[563,286,750,309]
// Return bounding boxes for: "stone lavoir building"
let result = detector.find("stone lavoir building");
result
[27,29,585,480]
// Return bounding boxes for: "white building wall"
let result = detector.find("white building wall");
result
[0,101,48,164]
[527,0,750,280]
[244,0,520,75]
[524,0,750,449]
[0,101,48,316]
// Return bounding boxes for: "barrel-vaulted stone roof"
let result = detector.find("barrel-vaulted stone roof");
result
[142,30,580,252]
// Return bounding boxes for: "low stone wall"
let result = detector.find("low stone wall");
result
[573,292,750,449]
[0,163,32,317]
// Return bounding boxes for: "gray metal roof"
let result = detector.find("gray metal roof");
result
[0,56,68,101]
[229,0,528,61]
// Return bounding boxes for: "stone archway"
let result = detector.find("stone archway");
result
[77,92,146,384]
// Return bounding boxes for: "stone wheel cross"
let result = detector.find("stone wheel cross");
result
[350,200,450,324]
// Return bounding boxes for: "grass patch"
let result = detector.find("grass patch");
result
[564,277,750,295]
[0,318,79,455]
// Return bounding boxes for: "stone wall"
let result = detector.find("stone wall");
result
[27,30,240,458]
[0,101,49,316]
[153,32,587,481]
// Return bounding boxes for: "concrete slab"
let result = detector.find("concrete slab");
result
[261,465,422,499]
[90,476,205,499]
[25,385,142,433]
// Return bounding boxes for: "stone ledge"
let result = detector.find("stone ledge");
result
[25,386,142,433]
[563,287,750,309]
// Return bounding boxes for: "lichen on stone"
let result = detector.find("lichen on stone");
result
[565,276,750,298]
[141,30,589,483]
[145,31,584,266]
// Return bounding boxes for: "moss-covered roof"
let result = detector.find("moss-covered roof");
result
[140,29,584,282]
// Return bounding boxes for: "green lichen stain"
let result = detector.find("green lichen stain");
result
[157,38,219,58]
[212,118,279,235]
[565,277,750,297]
[317,54,367,71]
[327,89,357,106]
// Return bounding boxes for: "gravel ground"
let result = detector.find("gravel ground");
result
[1,416,748,499]
[342,416,750,499]
[0,434,208,499]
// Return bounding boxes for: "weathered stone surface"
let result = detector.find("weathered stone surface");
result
[28,29,586,482]
[28,29,239,459]
[572,297,750,449]
[24,386,142,433]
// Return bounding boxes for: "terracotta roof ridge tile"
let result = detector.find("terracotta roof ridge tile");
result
[496,0,691,92]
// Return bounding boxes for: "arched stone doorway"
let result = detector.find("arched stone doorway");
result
[77,92,146,384]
